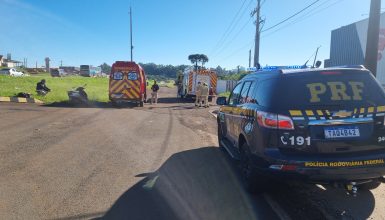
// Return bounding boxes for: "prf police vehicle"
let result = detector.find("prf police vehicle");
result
[216,65,385,194]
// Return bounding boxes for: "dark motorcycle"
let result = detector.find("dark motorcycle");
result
[68,86,88,105]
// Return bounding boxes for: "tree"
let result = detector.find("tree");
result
[188,54,200,70]
[188,54,209,70]
[199,54,209,68]
[99,63,111,74]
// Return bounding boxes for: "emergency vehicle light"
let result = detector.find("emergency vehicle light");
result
[248,65,307,72]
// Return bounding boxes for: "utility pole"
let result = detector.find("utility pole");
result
[365,0,381,76]
[249,49,251,67]
[129,6,133,62]
[60,60,63,67]
[253,0,261,67]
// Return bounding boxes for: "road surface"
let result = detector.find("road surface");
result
[0,88,278,220]
[1,87,384,220]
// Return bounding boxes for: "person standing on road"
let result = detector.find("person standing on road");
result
[151,81,160,104]
[195,82,202,107]
[201,83,209,108]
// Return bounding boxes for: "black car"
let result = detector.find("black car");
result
[216,66,385,194]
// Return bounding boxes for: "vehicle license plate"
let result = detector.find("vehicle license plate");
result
[324,126,360,138]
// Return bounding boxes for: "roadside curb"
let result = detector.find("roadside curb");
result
[0,96,44,104]
[209,109,218,118]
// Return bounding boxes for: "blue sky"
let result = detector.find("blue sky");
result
[0,0,381,69]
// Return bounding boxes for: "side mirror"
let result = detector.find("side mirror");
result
[216,96,227,105]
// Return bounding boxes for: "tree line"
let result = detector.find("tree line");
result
[99,60,245,81]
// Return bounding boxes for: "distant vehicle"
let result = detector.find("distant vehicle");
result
[0,68,24,76]
[50,68,67,77]
[217,65,385,195]
[109,61,147,107]
[80,65,102,77]
[180,67,217,100]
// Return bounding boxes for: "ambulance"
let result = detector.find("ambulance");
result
[180,67,217,100]
[109,61,147,107]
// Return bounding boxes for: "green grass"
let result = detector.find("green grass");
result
[218,91,230,98]
[146,79,175,89]
[0,75,109,103]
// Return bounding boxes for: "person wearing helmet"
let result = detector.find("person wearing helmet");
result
[36,79,51,96]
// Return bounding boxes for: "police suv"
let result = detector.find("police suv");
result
[216,66,385,194]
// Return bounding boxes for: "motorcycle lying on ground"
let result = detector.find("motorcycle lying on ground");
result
[67,85,88,105]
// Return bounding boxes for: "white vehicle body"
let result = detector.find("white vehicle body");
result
[181,67,217,98]
[0,68,24,76]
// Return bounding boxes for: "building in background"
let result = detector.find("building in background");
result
[325,12,385,85]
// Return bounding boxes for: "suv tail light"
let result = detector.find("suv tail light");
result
[257,111,294,130]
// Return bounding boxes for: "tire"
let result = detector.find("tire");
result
[239,143,268,194]
[360,180,381,190]
[217,121,224,147]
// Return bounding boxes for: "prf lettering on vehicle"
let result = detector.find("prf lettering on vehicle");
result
[306,81,364,103]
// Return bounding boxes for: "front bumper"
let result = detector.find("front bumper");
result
[260,149,385,183]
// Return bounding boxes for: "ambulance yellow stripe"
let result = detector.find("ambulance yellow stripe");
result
[377,106,385,112]
[111,81,124,92]
[130,88,140,98]
[110,80,121,92]
[289,110,302,116]
[115,83,128,93]
[305,110,314,116]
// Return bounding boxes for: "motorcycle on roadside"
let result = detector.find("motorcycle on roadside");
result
[67,85,88,105]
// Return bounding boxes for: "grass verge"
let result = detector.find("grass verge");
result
[0,75,109,103]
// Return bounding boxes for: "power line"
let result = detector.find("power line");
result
[218,39,254,62]
[261,0,344,38]
[213,16,254,58]
[210,0,254,56]
[261,0,321,33]
[209,0,248,55]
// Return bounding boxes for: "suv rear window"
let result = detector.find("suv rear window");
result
[257,70,385,110]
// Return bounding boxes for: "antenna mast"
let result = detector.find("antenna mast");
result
[130,6,133,62]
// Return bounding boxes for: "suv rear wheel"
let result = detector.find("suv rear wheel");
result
[360,180,382,190]
[217,121,224,147]
[239,143,269,194]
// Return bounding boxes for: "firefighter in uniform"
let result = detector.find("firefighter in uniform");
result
[195,82,202,106]
[201,82,209,108]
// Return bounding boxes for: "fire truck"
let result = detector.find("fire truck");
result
[179,67,217,100]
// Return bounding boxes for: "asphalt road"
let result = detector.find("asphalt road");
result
[0,88,278,220]
[1,87,385,220]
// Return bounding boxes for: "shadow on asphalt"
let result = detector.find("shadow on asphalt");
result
[97,146,277,220]
[98,146,376,220]
[43,97,193,109]
[270,181,376,219]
